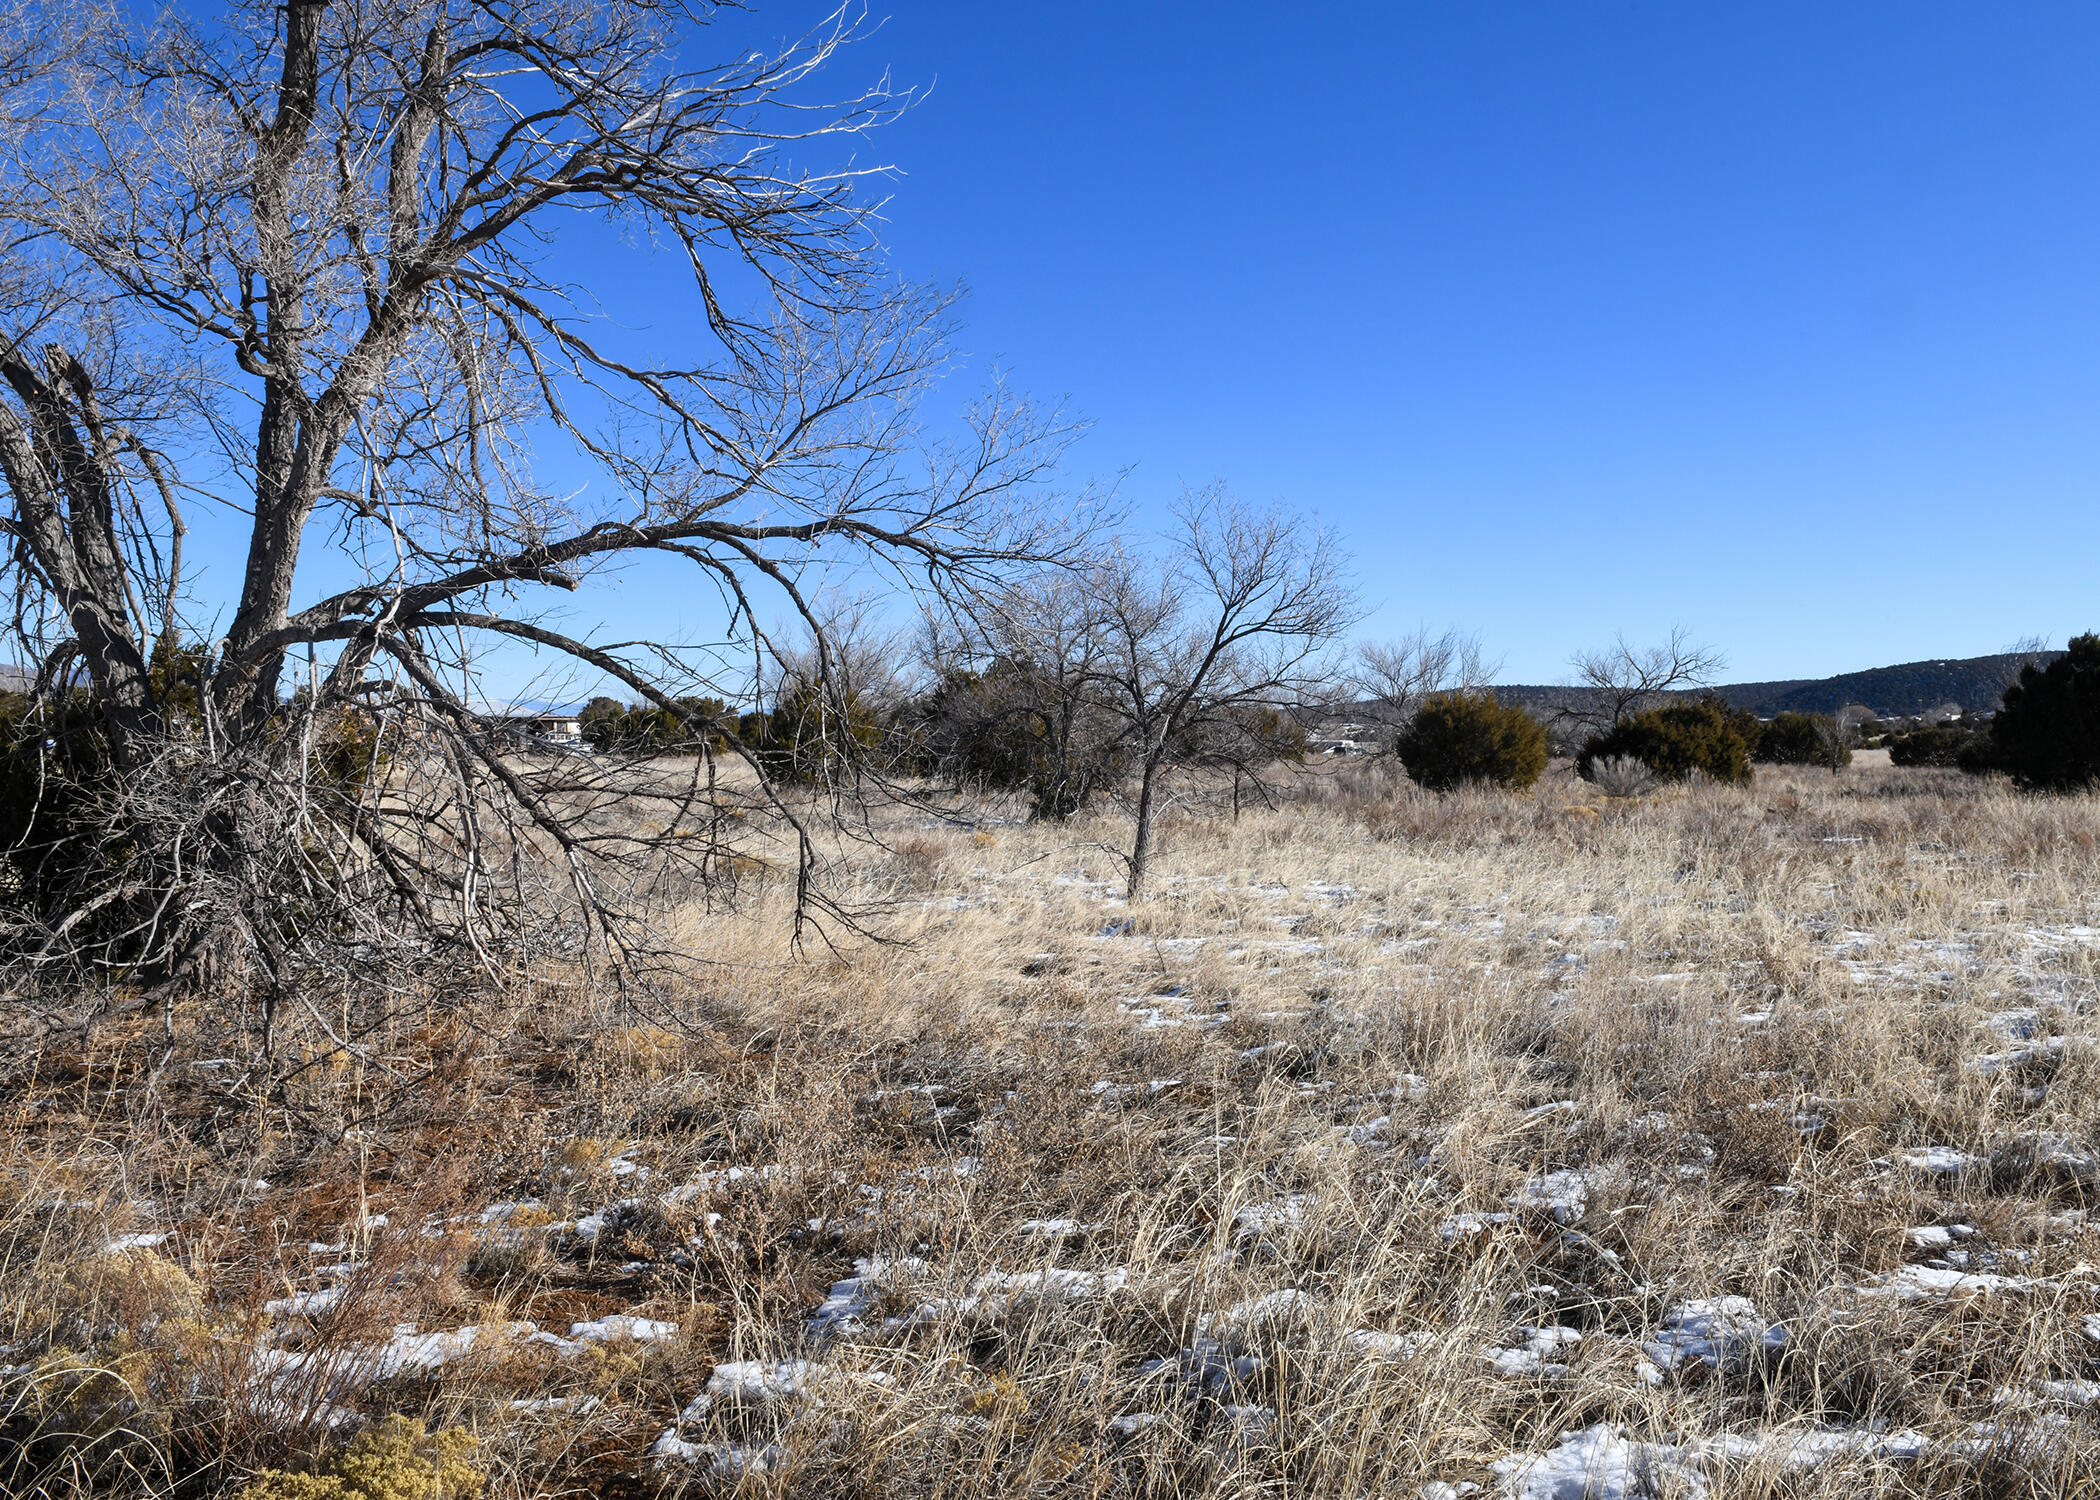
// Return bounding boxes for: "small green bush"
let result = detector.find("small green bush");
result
[1577,697,1755,786]
[1755,711,1849,769]
[1396,692,1548,791]
[1990,632,2100,791]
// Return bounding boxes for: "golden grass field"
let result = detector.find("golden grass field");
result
[5,759,2100,1498]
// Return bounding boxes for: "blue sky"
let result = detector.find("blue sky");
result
[818,0,2100,683]
[176,2,2100,693]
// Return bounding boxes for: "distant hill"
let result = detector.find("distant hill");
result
[1494,650,2064,721]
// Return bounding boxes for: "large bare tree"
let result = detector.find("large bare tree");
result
[0,0,1077,1014]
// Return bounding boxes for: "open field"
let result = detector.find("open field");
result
[5,762,2100,1497]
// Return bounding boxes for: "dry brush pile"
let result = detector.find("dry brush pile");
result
[4,761,2100,1498]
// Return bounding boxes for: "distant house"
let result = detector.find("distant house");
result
[1308,721,1374,756]
[479,702,586,746]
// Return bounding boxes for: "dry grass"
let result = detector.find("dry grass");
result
[4,760,2100,1497]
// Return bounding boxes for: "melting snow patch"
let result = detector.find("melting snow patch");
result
[897,1266,1131,1326]
[1440,1211,1516,1243]
[246,1321,540,1418]
[1339,1115,1391,1146]
[572,1199,641,1242]
[1493,1421,1939,1499]
[650,1435,780,1474]
[1343,1328,1428,1360]
[677,1358,881,1418]
[1974,1037,2070,1075]
[265,1288,345,1320]
[1899,1147,1977,1175]
[1491,1425,1708,1500]
[1018,1218,1099,1239]
[104,1233,170,1253]
[808,1257,927,1339]
[1484,1326,1582,1381]
[1854,1265,2035,1301]
[1193,1288,1315,1340]
[1640,1298,1785,1375]
[565,1314,676,1345]
[1509,1168,1609,1224]
[508,1394,602,1415]
[1232,1195,1310,1247]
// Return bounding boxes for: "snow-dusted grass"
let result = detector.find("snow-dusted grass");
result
[4,760,2100,1496]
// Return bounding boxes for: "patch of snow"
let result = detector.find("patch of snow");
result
[1899,1146,1977,1175]
[1232,1195,1310,1246]
[103,1233,170,1253]
[1440,1211,1516,1242]
[1491,1424,1707,1500]
[1484,1326,1582,1381]
[808,1257,927,1339]
[1509,1168,1609,1224]
[1974,1036,2070,1075]
[564,1314,676,1345]
[650,1435,780,1474]
[1017,1218,1099,1238]
[1854,1265,2036,1300]
[1343,1328,1428,1359]
[508,1394,602,1415]
[265,1288,345,1319]
[1194,1288,1316,1340]
[1640,1298,1786,1375]
[1339,1115,1391,1146]
[899,1266,1132,1326]
[572,1199,641,1242]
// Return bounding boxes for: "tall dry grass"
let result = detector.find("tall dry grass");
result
[3,760,2098,1497]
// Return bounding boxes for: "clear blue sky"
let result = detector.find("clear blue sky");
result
[191,2,2100,694]
[803,0,2100,683]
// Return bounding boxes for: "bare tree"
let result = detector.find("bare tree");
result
[1353,627,1497,750]
[1095,486,1355,900]
[1990,635,2058,704]
[1558,628,1728,737]
[0,0,1080,1012]
[1816,706,1869,775]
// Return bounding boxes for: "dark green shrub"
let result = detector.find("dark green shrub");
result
[1888,723,1988,769]
[1989,632,2100,791]
[0,677,393,967]
[1755,711,1850,769]
[580,695,736,754]
[1577,696,1754,785]
[0,692,123,909]
[1396,691,1548,791]
[909,658,1127,820]
[745,682,887,787]
[914,662,1048,791]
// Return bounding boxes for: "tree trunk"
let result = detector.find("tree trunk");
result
[1126,757,1160,900]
